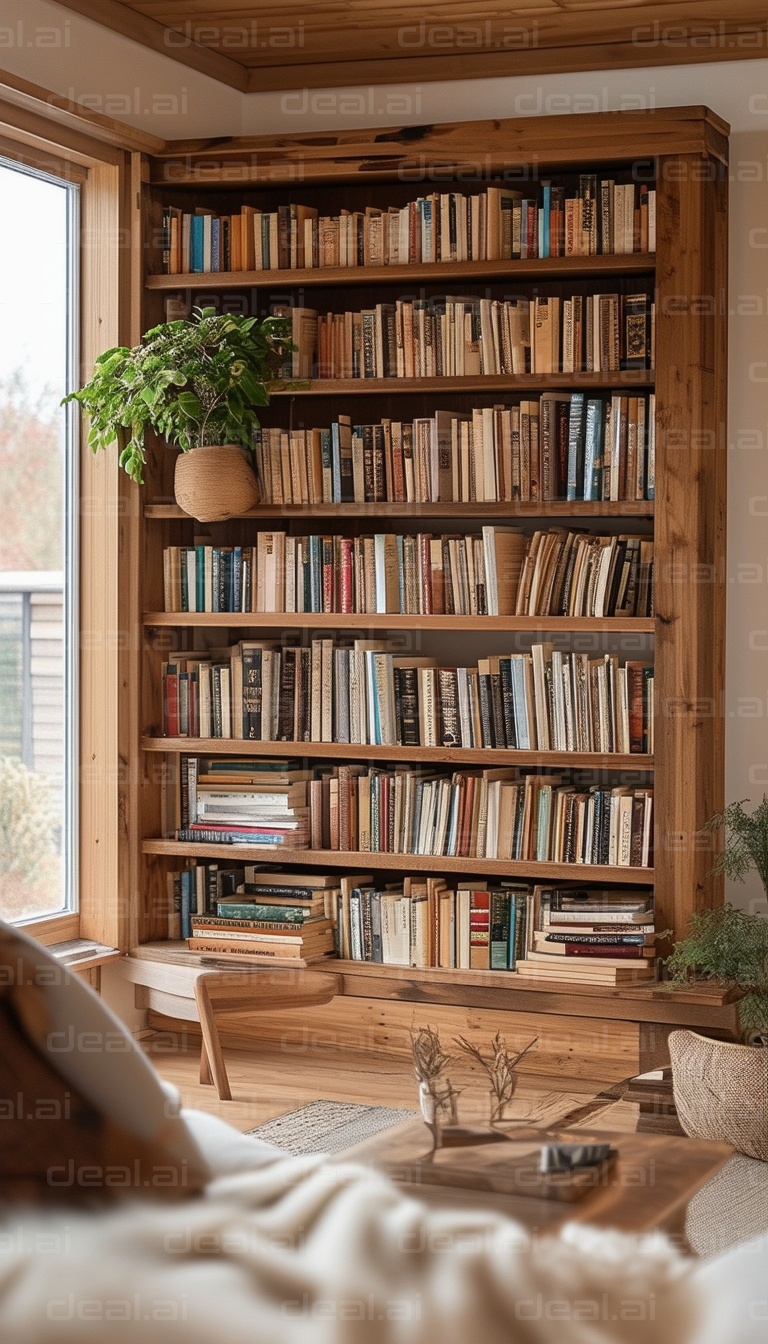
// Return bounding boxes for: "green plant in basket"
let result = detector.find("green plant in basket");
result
[63,305,291,484]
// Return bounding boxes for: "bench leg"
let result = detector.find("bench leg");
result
[196,986,232,1101]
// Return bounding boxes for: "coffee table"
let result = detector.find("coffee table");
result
[338,1117,733,1241]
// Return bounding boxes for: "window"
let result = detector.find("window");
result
[0,157,79,924]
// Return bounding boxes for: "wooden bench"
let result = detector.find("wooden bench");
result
[123,945,742,1077]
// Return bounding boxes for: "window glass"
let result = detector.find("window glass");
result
[0,157,78,922]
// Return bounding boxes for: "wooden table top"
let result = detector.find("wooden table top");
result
[338,1117,733,1238]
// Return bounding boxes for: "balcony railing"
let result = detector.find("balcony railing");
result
[0,572,64,776]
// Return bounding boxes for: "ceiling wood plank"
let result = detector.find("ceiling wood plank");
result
[48,0,768,92]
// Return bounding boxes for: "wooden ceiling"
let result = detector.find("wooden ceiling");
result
[53,0,768,93]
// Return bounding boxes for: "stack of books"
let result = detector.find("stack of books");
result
[187,871,337,966]
[172,757,309,849]
[312,292,653,381]
[163,526,527,616]
[161,642,654,754]
[160,179,656,274]
[253,396,655,506]
[518,884,656,985]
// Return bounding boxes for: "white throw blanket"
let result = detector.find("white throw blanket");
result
[0,1153,699,1344]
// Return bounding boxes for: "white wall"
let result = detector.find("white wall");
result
[2,0,767,913]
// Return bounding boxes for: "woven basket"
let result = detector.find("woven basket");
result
[174,445,259,522]
[669,1030,768,1161]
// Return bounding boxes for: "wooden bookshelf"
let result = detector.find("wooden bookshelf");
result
[142,736,653,771]
[123,109,727,1047]
[146,501,655,521]
[144,612,656,633]
[141,841,654,885]
[146,253,655,291]
[266,373,654,397]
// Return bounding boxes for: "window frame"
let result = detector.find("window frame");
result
[0,91,139,950]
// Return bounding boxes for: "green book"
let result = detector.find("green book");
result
[217,902,309,923]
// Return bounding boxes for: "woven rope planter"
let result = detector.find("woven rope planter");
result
[669,1030,768,1161]
[174,445,259,522]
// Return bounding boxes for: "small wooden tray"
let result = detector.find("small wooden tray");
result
[387,1136,618,1203]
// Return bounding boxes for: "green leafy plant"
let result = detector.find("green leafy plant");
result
[666,905,768,1042]
[63,306,291,485]
[664,798,768,1041]
[705,795,768,893]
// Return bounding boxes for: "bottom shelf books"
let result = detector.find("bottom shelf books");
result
[166,862,656,983]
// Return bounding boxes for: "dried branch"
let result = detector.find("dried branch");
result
[455,1032,538,1123]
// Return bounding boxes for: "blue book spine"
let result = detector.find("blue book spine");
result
[180,869,192,940]
[331,424,342,504]
[211,218,220,273]
[583,399,599,502]
[566,393,586,501]
[310,536,322,612]
[541,183,551,259]
[507,894,518,968]
[232,546,242,612]
[190,216,204,273]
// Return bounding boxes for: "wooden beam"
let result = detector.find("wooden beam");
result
[48,0,249,92]
[0,69,165,154]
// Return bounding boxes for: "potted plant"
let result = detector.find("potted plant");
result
[665,797,768,1160]
[64,305,291,521]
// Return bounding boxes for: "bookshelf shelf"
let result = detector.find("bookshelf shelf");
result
[142,840,654,884]
[145,500,655,521]
[141,736,654,772]
[146,253,656,292]
[125,109,727,1035]
[144,612,656,632]
[267,372,654,397]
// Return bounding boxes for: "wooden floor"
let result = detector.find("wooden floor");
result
[143,1033,642,1136]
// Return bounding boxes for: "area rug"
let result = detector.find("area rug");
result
[247,1100,417,1155]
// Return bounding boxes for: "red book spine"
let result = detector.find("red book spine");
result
[340,538,354,614]
[165,670,179,737]
[392,437,406,502]
[565,943,645,959]
[626,664,645,754]
[419,533,433,615]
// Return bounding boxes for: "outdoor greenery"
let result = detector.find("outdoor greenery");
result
[666,903,768,1042]
[0,755,61,920]
[63,306,291,485]
[0,371,63,571]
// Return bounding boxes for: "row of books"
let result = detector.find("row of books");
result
[168,860,655,984]
[516,529,653,618]
[335,879,656,985]
[160,181,656,275]
[162,643,654,756]
[162,526,526,616]
[172,757,654,866]
[253,394,656,507]
[292,292,654,381]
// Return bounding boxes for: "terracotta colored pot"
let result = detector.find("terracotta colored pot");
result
[174,444,259,522]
